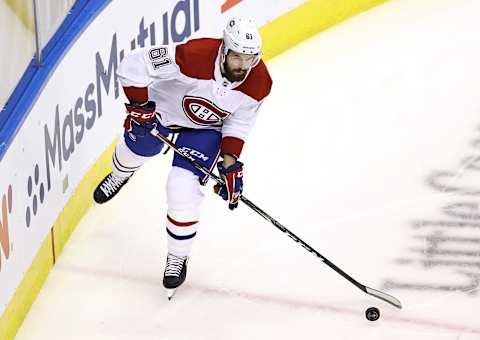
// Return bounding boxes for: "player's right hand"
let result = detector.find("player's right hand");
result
[123,101,157,135]
[214,161,244,210]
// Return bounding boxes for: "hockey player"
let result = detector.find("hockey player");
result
[93,17,272,298]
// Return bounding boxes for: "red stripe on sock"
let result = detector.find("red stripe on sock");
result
[167,215,198,227]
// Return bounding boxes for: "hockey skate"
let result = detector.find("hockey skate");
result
[93,172,130,204]
[163,253,188,300]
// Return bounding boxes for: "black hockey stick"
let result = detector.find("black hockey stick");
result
[150,128,402,309]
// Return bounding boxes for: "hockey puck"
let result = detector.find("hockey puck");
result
[365,307,380,321]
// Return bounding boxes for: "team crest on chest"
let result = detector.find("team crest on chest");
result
[182,96,231,126]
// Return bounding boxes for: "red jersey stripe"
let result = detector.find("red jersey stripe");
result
[220,136,244,158]
[175,38,220,80]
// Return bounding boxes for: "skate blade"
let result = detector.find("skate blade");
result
[166,288,176,300]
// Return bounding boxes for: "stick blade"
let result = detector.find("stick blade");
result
[365,286,402,309]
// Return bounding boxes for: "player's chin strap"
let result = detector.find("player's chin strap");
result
[150,128,403,310]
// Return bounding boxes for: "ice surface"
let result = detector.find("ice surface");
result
[15,0,480,339]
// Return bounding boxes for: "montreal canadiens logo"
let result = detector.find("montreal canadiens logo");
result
[182,96,231,126]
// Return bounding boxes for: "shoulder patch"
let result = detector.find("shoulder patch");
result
[147,47,172,70]
[175,38,222,80]
[235,60,272,102]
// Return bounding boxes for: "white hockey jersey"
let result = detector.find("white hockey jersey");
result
[116,38,272,158]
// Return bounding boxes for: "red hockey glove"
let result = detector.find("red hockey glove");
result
[123,101,157,132]
[214,161,243,210]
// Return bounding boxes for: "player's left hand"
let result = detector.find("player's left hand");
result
[214,161,243,210]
